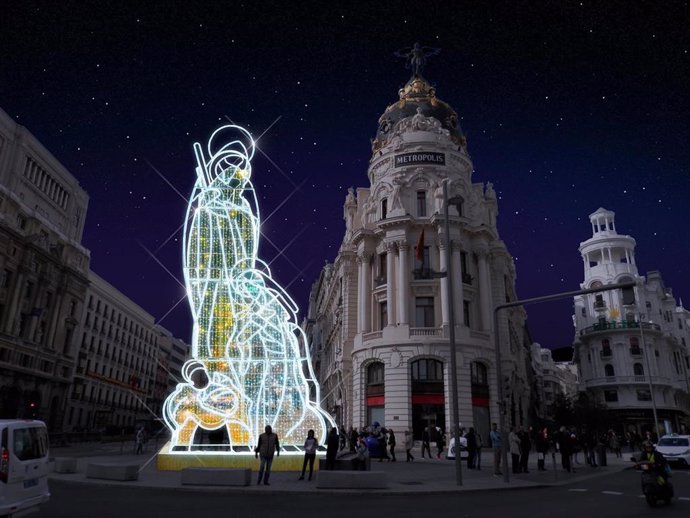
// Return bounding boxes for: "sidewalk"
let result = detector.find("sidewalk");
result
[48,443,635,494]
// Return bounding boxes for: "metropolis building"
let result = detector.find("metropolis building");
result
[306,71,534,441]
[573,208,690,434]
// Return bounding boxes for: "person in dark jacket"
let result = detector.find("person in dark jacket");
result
[255,425,280,485]
[535,427,549,471]
[557,426,572,473]
[421,427,432,458]
[377,429,390,462]
[349,427,359,453]
[326,427,339,470]
[466,428,477,469]
[388,429,397,462]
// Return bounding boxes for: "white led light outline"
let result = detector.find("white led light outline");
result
[162,124,334,454]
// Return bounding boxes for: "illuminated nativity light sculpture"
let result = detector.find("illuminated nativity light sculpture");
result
[162,124,334,453]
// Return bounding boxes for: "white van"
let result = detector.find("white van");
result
[0,420,50,517]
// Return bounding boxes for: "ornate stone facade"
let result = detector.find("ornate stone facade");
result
[573,208,690,434]
[306,74,533,442]
[0,107,90,430]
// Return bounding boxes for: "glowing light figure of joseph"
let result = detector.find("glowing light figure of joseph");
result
[163,125,333,451]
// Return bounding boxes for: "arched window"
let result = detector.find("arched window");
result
[604,364,615,377]
[366,361,385,426]
[629,337,639,348]
[633,363,644,376]
[601,339,612,356]
[411,359,443,382]
[471,362,488,386]
[367,362,384,387]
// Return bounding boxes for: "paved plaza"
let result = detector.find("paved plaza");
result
[48,440,638,494]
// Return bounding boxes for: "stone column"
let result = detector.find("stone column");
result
[439,241,449,326]
[386,243,395,327]
[363,252,372,333]
[397,242,409,325]
[477,247,492,331]
[357,253,366,334]
[452,242,464,326]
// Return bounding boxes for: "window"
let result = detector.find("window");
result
[415,297,435,327]
[604,390,618,402]
[471,362,488,386]
[381,199,388,220]
[604,364,615,377]
[379,253,387,281]
[380,302,387,329]
[636,389,652,401]
[366,362,385,392]
[12,427,48,460]
[601,339,611,356]
[416,191,426,217]
[411,359,443,381]
[463,300,471,327]
[633,363,644,376]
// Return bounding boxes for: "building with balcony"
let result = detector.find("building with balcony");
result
[531,344,579,422]
[305,69,534,442]
[0,107,90,430]
[573,208,690,434]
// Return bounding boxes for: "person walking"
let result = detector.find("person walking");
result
[135,427,145,455]
[326,427,339,470]
[349,427,359,453]
[557,426,572,473]
[377,429,390,462]
[509,427,521,474]
[298,429,318,481]
[255,425,280,485]
[388,429,397,462]
[466,427,477,469]
[421,427,432,458]
[535,427,549,471]
[355,436,369,470]
[609,430,621,458]
[474,429,483,470]
[490,422,502,475]
[436,427,445,459]
[404,430,414,462]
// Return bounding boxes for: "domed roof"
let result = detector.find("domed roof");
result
[373,74,465,152]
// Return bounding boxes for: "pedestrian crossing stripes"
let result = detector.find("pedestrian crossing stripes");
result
[568,489,587,492]
[601,491,623,495]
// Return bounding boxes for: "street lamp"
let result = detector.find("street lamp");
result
[633,304,660,438]
[442,179,462,486]
[493,280,636,483]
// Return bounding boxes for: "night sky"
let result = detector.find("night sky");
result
[1,1,688,350]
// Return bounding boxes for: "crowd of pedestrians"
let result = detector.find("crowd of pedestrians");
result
[252,421,644,486]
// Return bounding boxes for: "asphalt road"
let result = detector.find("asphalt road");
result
[35,468,690,518]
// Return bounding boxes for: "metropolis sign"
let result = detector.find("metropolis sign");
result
[394,152,445,168]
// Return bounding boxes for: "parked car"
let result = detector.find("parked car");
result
[0,420,50,517]
[655,434,690,466]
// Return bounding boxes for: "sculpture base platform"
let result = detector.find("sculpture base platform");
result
[156,442,319,472]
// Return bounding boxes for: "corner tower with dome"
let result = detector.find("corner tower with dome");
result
[573,208,690,434]
[305,57,534,443]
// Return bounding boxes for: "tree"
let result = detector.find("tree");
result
[549,393,574,427]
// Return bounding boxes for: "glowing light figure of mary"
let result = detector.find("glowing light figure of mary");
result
[163,125,333,452]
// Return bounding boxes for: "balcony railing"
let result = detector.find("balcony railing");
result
[410,327,443,337]
[580,320,661,336]
[583,375,671,386]
[600,349,612,358]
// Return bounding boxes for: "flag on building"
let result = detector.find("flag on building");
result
[415,229,425,263]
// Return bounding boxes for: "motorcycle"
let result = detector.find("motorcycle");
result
[636,460,673,507]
